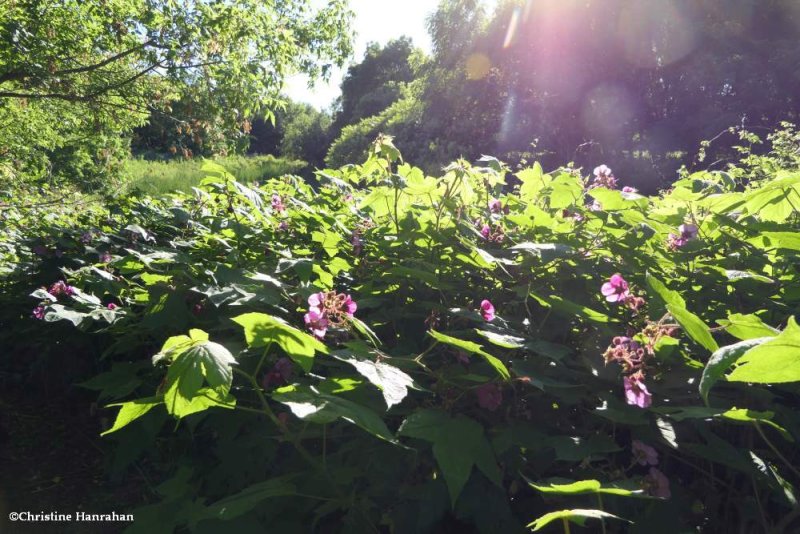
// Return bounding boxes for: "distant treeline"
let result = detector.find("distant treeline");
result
[248,0,800,191]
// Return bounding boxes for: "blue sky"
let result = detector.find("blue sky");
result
[284,0,437,110]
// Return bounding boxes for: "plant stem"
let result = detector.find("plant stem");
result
[754,422,800,479]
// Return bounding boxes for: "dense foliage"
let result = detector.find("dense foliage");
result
[5,129,800,532]
[0,0,352,186]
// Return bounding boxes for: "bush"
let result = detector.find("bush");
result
[9,131,800,532]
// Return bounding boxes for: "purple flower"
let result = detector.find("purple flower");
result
[304,309,329,340]
[48,280,76,298]
[99,252,113,263]
[588,199,603,211]
[80,231,94,244]
[668,223,699,250]
[591,165,617,189]
[488,198,503,213]
[278,221,289,232]
[480,224,491,240]
[271,194,285,213]
[476,383,503,411]
[480,300,495,322]
[622,186,638,193]
[304,291,357,340]
[263,357,294,388]
[632,440,659,466]
[107,303,118,310]
[624,374,652,408]
[601,274,630,303]
[643,467,671,498]
[32,305,46,320]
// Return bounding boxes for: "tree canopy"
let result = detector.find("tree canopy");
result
[0,0,353,184]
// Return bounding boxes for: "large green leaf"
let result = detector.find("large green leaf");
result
[333,351,415,409]
[728,317,800,383]
[716,313,780,340]
[700,337,773,403]
[428,330,510,379]
[272,385,395,443]
[232,312,327,372]
[398,409,500,506]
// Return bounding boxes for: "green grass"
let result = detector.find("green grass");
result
[122,155,306,195]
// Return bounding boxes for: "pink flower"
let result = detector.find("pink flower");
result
[624,374,652,408]
[271,194,285,213]
[304,291,357,340]
[601,274,630,303]
[488,198,503,213]
[107,303,118,310]
[667,223,699,250]
[480,224,491,240]
[304,309,329,340]
[48,280,76,298]
[476,383,503,411]
[622,186,638,193]
[32,305,46,320]
[263,357,294,388]
[591,165,617,189]
[99,252,113,263]
[643,467,671,498]
[632,440,659,466]
[480,299,495,322]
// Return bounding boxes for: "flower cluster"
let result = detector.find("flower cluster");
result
[479,222,505,243]
[603,336,645,372]
[304,291,357,340]
[667,223,698,250]
[350,218,374,256]
[488,198,509,215]
[601,274,645,311]
[630,441,670,498]
[271,193,286,213]
[590,164,617,189]
[48,280,76,298]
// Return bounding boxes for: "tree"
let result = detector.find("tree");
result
[281,103,332,169]
[329,38,419,141]
[0,0,353,185]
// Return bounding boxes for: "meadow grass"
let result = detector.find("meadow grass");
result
[122,155,306,195]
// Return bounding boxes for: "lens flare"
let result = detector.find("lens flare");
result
[619,0,699,68]
[503,7,521,49]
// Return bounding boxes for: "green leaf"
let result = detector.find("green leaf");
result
[194,475,298,524]
[700,337,773,403]
[333,352,414,409]
[398,409,500,506]
[721,408,793,442]
[232,312,327,372]
[528,478,643,497]
[475,330,525,349]
[716,313,780,340]
[728,317,800,383]
[528,293,610,323]
[647,275,718,352]
[272,385,395,443]
[101,397,163,436]
[428,330,510,379]
[527,509,628,531]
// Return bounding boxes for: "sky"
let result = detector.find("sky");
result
[284,0,437,110]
